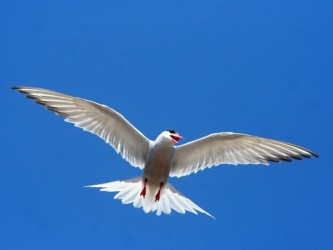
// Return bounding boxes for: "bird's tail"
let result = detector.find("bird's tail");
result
[85,177,214,218]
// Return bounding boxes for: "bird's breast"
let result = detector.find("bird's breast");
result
[143,143,174,184]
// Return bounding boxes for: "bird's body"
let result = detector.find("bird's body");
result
[13,86,318,218]
[144,132,174,186]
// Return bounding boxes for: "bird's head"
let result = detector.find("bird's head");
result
[164,130,183,144]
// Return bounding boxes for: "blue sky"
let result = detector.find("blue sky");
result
[1,0,332,249]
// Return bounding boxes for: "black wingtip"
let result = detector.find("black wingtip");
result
[290,155,302,161]
[12,86,26,93]
[264,157,280,163]
[262,149,319,164]
[303,150,319,159]
[310,151,319,158]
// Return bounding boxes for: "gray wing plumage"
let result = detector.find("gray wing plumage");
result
[170,132,318,177]
[13,86,151,169]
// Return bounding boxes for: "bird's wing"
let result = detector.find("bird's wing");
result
[170,132,318,177]
[13,86,151,169]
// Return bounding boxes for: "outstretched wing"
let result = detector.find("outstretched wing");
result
[13,86,151,169]
[171,132,318,177]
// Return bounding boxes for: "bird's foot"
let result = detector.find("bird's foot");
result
[154,182,163,202]
[140,178,147,198]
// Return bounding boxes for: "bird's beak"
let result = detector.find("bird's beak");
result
[171,134,183,144]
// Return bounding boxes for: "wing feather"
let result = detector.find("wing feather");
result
[13,86,151,169]
[171,132,318,177]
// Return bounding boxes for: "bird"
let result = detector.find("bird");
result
[12,86,318,218]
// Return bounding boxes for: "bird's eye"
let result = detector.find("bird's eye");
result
[167,129,176,134]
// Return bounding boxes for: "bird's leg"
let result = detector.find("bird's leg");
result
[140,178,148,198]
[155,182,164,202]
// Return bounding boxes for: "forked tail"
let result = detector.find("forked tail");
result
[85,177,214,218]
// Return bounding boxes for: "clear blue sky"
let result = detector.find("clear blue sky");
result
[1,1,332,249]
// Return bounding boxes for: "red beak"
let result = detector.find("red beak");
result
[170,134,183,144]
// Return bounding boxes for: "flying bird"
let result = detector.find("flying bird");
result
[12,86,318,218]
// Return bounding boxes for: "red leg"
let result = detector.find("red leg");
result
[140,178,147,198]
[155,182,164,202]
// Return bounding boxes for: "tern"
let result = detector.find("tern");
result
[13,86,318,218]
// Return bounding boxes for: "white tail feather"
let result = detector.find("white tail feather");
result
[85,177,214,219]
